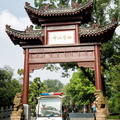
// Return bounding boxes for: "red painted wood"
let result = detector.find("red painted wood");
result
[28,46,95,64]
[29,45,95,53]
[75,24,79,44]
[94,45,103,90]
[22,49,29,104]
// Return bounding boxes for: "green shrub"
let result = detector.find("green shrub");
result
[107,115,120,119]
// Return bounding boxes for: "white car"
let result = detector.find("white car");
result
[36,93,65,120]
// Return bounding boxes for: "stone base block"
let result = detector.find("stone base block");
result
[23,104,31,120]
[96,114,107,120]
[10,115,24,120]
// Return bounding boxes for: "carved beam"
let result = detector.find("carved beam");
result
[77,61,95,70]
[29,64,45,73]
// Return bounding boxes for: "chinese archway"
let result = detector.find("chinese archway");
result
[6,0,117,119]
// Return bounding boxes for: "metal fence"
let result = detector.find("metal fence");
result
[69,113,95,120]
[0,106,13,119]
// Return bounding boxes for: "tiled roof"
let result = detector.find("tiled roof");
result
[80,21,118,43]
[5,21,117,46]
[25,1,93,25]
[5,25,44,46]
[80,21,117,37]
[25,1,93,16]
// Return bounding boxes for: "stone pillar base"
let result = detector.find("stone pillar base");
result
[23,104,31,120]
[10,115,24,120]
[96,114,107,120]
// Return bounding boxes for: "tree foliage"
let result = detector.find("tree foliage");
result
[0,66,22,107]
[28,77,46,110]
[101,34,120,65]
[104,64,120,113]
[0,65,13,82]
[65,68,95,106]
[17,69,24,76]
[43,79,64,92]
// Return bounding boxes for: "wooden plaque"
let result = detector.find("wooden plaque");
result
[48,30,75,45]
[44,24,79,45]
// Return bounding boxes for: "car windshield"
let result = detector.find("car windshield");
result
[38,97,61,117]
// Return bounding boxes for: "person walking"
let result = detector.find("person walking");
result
[91,102,96,120]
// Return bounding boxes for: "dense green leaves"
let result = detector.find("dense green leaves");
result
[0,66,13,82]
[101,34,120,64]
[43,79,64,92]
[65,69,95,106]
[0,66,22,107]
[28,77,46,109]
[104,64,120,113]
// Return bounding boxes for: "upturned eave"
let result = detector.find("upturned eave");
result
[24,1,93,25]
[80,21,118,43]
[5,21,118,47]
[5,25,44,46]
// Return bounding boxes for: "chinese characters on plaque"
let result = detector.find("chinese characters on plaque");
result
[48,30,75,45]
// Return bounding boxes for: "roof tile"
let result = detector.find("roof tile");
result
[5,21,118,46]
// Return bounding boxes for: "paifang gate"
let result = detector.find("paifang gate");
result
[6,0,117,115]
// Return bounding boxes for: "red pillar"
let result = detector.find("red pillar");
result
[94,45,103,90]
[22,49,29,104]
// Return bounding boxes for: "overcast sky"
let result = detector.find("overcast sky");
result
[0,0,120,84]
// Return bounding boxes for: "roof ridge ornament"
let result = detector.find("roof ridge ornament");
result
[90,22,100,29]
[25,25,33,33]
[42,3,50,11]
[25,2,30,6]
[5,25,11,29]
[71,1,81,9]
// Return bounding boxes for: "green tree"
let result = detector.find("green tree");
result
[104,64,120,113]
[66,68,95,107]
[34,0,70,8]
[17,69,24,83]
[43,79,64,92]
[0,65,13,82]
[17,69,24,76]
[0,66,22,107]
[61,83,71,106]
[28,77,46,115]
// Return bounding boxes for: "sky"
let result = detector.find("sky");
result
[0,0,120,84]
